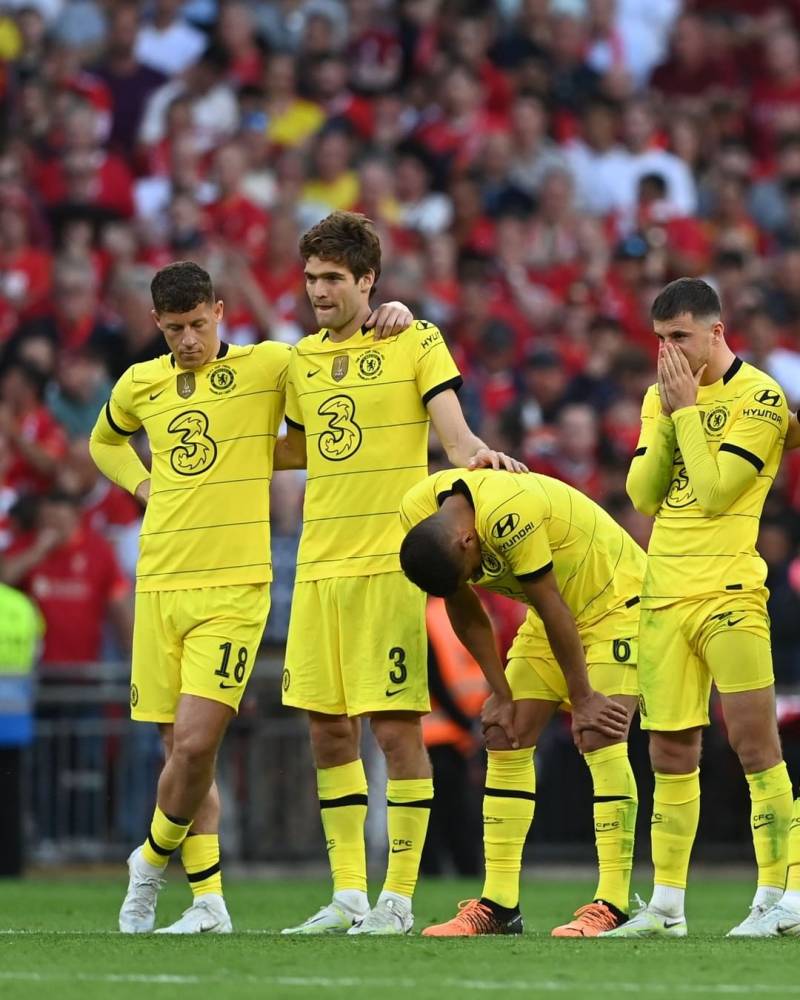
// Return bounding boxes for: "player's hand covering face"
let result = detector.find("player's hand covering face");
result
[658,341,706,413]
[366,300,415,340]
[468,448,529,473]
[570,691,628,752]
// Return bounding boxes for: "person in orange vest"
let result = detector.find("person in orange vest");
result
[421,597,490,877]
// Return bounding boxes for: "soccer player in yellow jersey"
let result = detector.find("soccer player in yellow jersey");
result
[278,212,525,936]
[603,278,794,939]
[399,469,639,937]
[89,260,410,934]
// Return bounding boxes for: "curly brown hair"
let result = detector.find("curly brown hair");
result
[299,211,382,287]
[151,261,214,315]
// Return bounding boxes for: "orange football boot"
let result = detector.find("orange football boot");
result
[551,900,627,937]
[422,899,523,937]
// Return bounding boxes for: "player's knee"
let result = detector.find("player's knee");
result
[169,730,217,774]
[483,725,514,751]
[372,717,424,766]
[308,715,358,767]
[648,732,700,774]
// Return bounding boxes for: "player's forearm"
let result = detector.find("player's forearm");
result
[536,591,593,705]
[445,594,513,701]
[443,428,487,469]
[673,406,756,516]
[626,415,675,516]
[273,434,307,470]
[89,433,150,497]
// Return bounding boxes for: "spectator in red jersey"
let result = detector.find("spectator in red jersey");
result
[0,432,17,552]
[205,141,270,262]
[448,11,514,115]
[0,192,52,340]
[35,99,135,219]
[93,2,167,158]
[751,30,800,165]
[650,12,740,105]
[0,490,131,667]
[346,0,403,95]
[0,360,67,496]
[536,402,604,501]
[416,62,502,170]
[307,52,375,140]
[250,206,304,340]
[216,1,266,89]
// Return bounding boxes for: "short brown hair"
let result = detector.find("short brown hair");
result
[299,211,381,286]
[151,261,214,314]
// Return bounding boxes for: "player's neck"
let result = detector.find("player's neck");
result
[699,345,736,386]
[326,306,372,343]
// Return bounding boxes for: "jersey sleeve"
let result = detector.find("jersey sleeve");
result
[672,382,787,516]
[722,382,788,469]
[284,346,303,430]
[626,384,676,516]
[478,480,552,580]
[399,478,438,532]
[89,368,149,495]
[411,321,463,404]
[103,368,141,437]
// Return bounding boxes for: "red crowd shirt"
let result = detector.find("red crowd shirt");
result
[10,527,129,665]
[204,194,269,261]
[6,405,68,495]
[81,481,141,535]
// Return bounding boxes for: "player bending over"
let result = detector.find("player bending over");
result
[400,468,639,937]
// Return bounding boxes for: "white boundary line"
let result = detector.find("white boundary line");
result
[0,972,798,994]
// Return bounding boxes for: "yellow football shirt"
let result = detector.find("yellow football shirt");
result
[286,320,461,581]
[632,358,788,606]
[92,341,290,592]
[400,469,645,646]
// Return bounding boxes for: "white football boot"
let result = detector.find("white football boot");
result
[282,892,369,935]
[347,892,413,936]
[118,847,166,933]
[155,893,232,934]
[600,896,686,938]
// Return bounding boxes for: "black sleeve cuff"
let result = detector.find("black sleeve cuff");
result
[632,446,647,457]
[422,375,463,406]
[719,442,764,472]
[516,561,553,582]
[105,401,136,437]
[285,416,305,431]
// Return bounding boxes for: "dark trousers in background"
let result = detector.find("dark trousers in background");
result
[421,743,482,877]
[0,747,24,876]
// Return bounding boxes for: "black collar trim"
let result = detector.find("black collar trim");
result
[436,478,475,510]
[722,356,742,385]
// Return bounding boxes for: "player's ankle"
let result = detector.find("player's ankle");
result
[479,897,521,920]
[650,884,685,918]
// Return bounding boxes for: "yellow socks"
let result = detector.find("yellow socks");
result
[651,769,700,890]
[746,761,793,891]
[785,797,800,895]
[140,805,191,868]
[318,760,368,893]
[181,833,223,897]
[481,748,535,909]
[383,777,433,898]
[585,743,638,913]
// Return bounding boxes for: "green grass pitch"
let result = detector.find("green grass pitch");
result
[0,874,797,1000]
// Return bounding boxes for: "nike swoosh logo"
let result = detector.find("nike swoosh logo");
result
[727,617,745,627]
[664,918,684,927]
[219,683,239,689]
[753,820,774,829]
[390,847,412,853]
[385,688,406,698]
[149,388,166,400]
[307,370,319,378]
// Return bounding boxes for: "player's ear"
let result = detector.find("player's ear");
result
[150,308,162,331]
[359,270,375,294]
[213,299,224,322]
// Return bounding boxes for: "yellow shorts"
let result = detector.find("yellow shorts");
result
[506,635,638,709]
[131,584,271,722]
[638,591,774,731]
[283,572,429,717]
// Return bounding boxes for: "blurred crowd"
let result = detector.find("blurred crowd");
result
[3,0,800,679]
